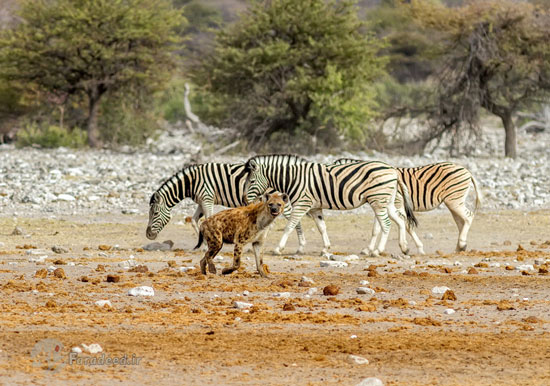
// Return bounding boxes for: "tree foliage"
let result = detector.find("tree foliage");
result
[193,0,387,151]
[0,0,184,147]
[405,0,550,158]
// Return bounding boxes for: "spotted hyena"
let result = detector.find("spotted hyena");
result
[194,192,288,278]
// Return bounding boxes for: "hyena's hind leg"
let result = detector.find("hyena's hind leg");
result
[200,234,222,275]
[222,243,243,275]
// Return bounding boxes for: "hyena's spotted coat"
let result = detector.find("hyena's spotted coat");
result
[194,192,288,277]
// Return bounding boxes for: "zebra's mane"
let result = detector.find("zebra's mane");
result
[245,153,309,170]
[332,157,362,165]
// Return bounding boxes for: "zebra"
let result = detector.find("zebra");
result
[145,160,308,249]
[244,157,417,256]
[334,159,482,254]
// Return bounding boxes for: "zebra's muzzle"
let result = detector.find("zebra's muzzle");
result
[145,227,158,240]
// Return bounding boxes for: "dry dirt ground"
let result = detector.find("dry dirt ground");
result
[0,209,550,385]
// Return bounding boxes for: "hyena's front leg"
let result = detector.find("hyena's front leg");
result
[222,244,243,275]
[253,237,268,278]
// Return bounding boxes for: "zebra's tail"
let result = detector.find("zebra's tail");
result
[471,176,483,213]
[194,230,204,250]
[398,179,418,229]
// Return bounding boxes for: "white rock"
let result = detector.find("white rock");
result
[274,292,291,298]
[347,354,369,365]
[179,266,195,272]
[444,309,456,315]
[516,264,534,271]
[142,241,173,251]
[47,265,56,273]
[71,347,82,354]
[0,242,4,248]
[213,256,225,262]
[307,287,317,296]
[95,300,112,308]
[118,259,137,268]
[68,262,75,266]
[432,286,451,294]
[28,255,48,263]
[242,290,250,296]
[320,260,348,268]
[233,301,253,309]
[356,287,375,295]
[359,280,369,286]
[356,377,384,386]
[81,343,102,354]
[490,262,501,268]
[453,261,463,267]
[57,194,76,202]
[350,335,358,339]
[127,286,155,297]
[234,317,242,322]
[301,276,314,284]
[409,300,417,306]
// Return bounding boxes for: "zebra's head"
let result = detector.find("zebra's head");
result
[146,191,171,240]
[244,159,270,204]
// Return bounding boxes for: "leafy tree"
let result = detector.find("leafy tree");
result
[193,0,387,151]
[407,0,550,158]
[0,0,184,147]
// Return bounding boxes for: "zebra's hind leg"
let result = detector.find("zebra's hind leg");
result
[387,201,409,255]
[309,209,331,255]
[368,206,392,257]
[361,215,381,256]
[448,204,474,252]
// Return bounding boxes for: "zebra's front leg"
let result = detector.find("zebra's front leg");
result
[309,209,331,255]
[276,204,306,255]
[361,216,381,256]
[275,204,310,255]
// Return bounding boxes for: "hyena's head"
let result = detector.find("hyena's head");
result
[262,192,288,217]
[146,192,171,240]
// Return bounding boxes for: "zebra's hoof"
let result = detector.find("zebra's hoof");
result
[273,247,282,255]
[456,245,467,252]
[295,247,305,255]
[418,248,426,255]
[360,248,371,256]
[370,250,380,258]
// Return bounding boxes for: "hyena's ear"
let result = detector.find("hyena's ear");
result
[281,193,289,203]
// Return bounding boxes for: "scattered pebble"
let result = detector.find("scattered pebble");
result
[128,286,155,297]
[432,286,451,294]
[213,256,225,263]
[359,280,369,286]
[81,343,102,354]
[301,276,314,284]
[350,335,358,339]
[307,287,317,296]
[444,309,456,315]
[95,300,112,308]
[516,264,534,271]
[179,266,195,273]
[28,255,47,263]
[53,268,66,279]
[11,226,24,236]
[57,194,76,202]
[356,377,384,386]
[143,240,174,251]
[106,275,121,283]
[320,261,348,268]
[71,347,82,354]
[323,285,340,296]
[356,287,375,295]
[233,301,253,309]
[51,246,68,254]
[242,290,250,296]
[347,354,369,365]
[274,292,291,298]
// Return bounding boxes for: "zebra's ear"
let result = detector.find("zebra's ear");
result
[262,192,271,202]
[149,192,159,205]
[281,193,289,203]
[246,159,258,172]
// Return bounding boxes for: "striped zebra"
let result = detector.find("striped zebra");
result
[244,157,417,256]
[145,160,308,248]
[335,159,482,254]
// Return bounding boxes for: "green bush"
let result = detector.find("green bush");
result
[98,97,160,147]
[16,124,87,148]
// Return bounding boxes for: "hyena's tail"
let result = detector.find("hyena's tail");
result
[194,230,204,250]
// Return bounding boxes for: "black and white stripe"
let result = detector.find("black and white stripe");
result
[245,156,417,256]
[146,158,309,248]
[335,159,482,253]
